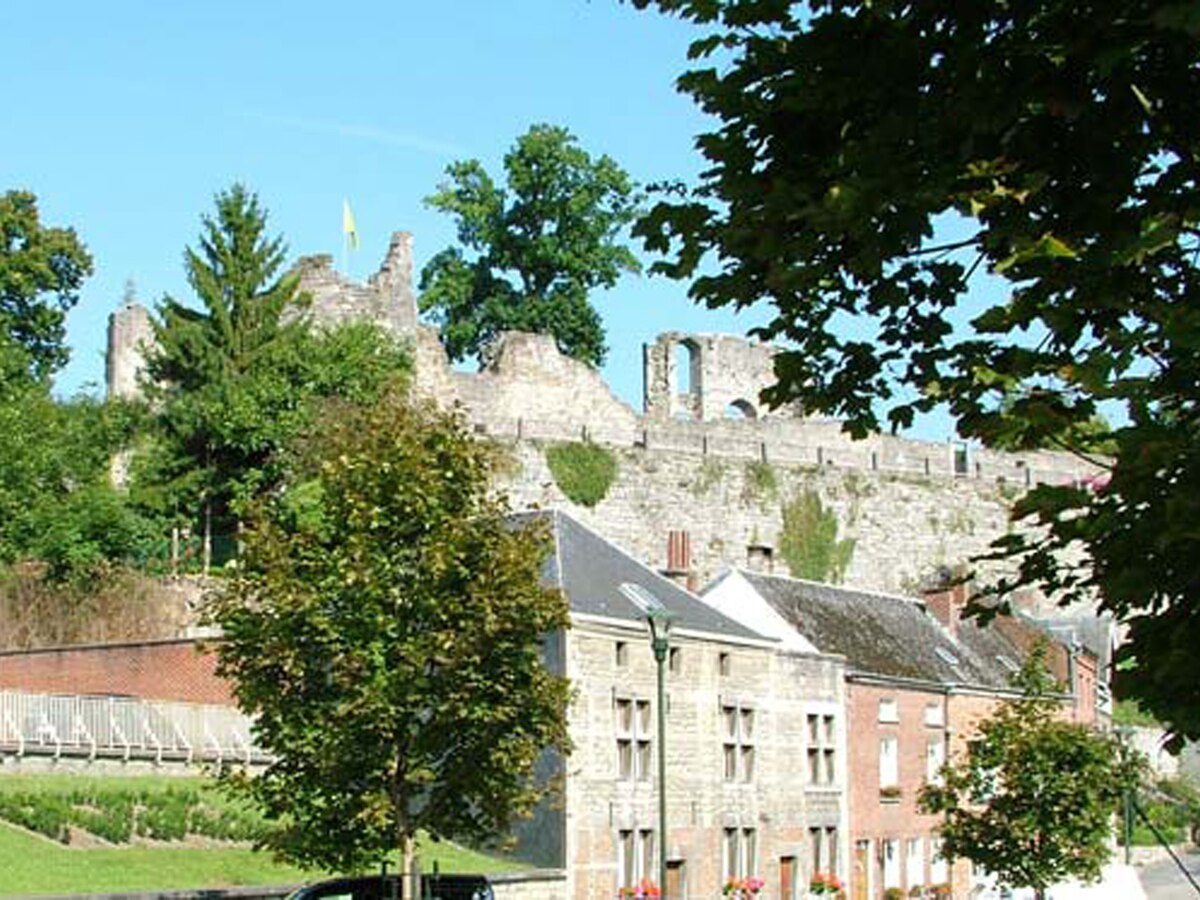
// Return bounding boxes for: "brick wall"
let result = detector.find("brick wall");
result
[0,639,232,705]
[846,681,949,899]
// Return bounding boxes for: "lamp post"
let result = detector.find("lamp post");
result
[620,583,675,898]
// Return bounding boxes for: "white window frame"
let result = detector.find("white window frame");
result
[930,838,948,884]
[905,838,924,889]
[926,737,946,785]
[924,701,945,727]
[879,698,899,723]
[882,839,901,889]
[880,735,899,789]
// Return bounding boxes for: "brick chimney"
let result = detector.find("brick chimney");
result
[663,530,695,592]
[923,577,969,638]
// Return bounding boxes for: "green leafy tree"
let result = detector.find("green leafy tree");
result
[0,384,152,580]
[207,388,572,888]
[143,186,409,549]
[0,190,93,385]
[420,124,640,367]
[633,0,1200,745]
[778,491,855,583]
[919,647,1138,899]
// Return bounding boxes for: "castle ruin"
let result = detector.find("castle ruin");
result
[106,232,1098,601]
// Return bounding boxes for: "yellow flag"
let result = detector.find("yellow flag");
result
[342,199,359,251]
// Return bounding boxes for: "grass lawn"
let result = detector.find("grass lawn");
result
[0,774,525,897]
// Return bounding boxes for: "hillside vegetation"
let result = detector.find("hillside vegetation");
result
[0,775,519,897]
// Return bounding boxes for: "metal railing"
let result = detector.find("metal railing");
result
[0,689,264,765]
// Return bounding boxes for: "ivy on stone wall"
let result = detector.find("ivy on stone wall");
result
[778,490,855,583]
[545,441,618,508]
[742,460,778,505]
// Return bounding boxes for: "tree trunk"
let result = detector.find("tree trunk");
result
[401,831,419,900]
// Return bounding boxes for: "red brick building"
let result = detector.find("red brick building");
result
[703,569,1108,900]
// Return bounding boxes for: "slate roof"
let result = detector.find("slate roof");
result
[514,511,766,643]
[734,570,1023,689]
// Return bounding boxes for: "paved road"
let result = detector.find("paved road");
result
[1141,852,1200,900]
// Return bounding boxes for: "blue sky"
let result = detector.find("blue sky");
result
[7,1,968,438]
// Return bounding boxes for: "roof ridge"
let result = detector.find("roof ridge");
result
[734,566,925,608]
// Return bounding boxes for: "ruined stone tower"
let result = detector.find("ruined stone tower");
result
[642,331,803,421]
[104,232,419,401]
[106,302,154,400]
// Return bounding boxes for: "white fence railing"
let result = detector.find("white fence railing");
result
[0,689,263,764]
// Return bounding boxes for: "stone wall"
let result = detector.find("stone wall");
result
[559,616,846,900]
[494,438,1054,603]
[104,227,1099,612]
[293,231,416,338]
[643,332,799,422]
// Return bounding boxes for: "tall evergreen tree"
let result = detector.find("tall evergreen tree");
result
[142,185,409,558]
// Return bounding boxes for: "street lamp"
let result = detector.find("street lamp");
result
[620,583,675,898]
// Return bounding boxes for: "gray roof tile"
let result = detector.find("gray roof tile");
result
[736,570,1022,689]
[514,511,766,643]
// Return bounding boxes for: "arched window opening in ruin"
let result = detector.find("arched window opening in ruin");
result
[675,340,699,398]
[725,399,757,420]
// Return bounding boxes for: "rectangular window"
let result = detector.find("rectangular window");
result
[616,641,629,667]
[617,828,655,890]
[882,839,901,889]
[616,697,652,781]
[719,652,732,676]
[741,828,757,878]
[930,838,948,884]
[905,839,924,890]
[926,737,946,785]
[924,701,945,727]
[807,711,837,786]
[669,646,682,674]
[637,829,655,883]
[723,828,739,882]
[879,698,899,723]
[618,829,635,888]
[722,703,756,783]
[824,828,837,873]
[880,735,899,789]
[722,827,756,881]
[809,827,823,874]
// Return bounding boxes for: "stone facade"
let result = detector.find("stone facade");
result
[556,615,846,900]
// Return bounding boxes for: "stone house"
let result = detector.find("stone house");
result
[700,569,1105,900]
[519,512,848,900]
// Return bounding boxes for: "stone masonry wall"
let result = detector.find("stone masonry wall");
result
[105,227,1099,613]
[562,618,845,900]
[495,439,1041,603]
